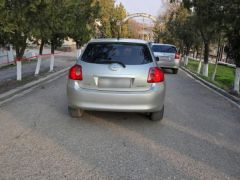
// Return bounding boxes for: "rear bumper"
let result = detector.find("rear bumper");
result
[67,80,165,112]
[157,60,180,69]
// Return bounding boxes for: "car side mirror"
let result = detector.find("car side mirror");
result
[155,57,160,62]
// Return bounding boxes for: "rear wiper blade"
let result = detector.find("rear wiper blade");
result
[95,60,126,68]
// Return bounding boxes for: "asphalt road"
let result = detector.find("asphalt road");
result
[0,69,239,180]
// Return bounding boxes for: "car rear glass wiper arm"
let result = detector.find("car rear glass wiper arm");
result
[95,60,126,68]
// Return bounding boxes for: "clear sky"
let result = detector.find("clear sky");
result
[115,0,163,16]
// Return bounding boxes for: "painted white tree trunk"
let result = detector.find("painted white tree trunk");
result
[180,56,183,66]
[184,55,188,66]
[202,63,209,77]
[77,49,81,58]
[7,45,14,63]
[197,60,202,74]
[50,54,54,72]
[17,61,22,81]
[198,43,204,74]
[234,67,240,94]
[35,55,42,75]
[211,63,218,81]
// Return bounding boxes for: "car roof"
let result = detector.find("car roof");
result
[151,43,176,48]
[89,38,149,44]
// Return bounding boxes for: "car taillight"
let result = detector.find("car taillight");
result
[175,53,180,60]
[147,67,164,83]
[69,65,82,80]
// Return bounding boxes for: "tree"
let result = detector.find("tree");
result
[167,6,197,65]
[45,0,70,71]
[111,3,129,38]
[97,0,115,38]
[67,0,100,50]
[0,0,9,48]
[31,0,52,56]
[47,0,68,55]
[155,4,198,62]
[152,22,161,43]
[0,0,39,59]
[153,4,178,45]
[171,0,221,77]
[222,0,240,94]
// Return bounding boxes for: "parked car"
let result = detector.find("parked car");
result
[67,39,166,121]
[151,43,180,74]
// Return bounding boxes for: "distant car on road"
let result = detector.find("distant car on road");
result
[151,43,180,74]
[67,39,166,121]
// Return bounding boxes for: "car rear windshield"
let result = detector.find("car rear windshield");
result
[152,45,177,53]
[81,42,153,65]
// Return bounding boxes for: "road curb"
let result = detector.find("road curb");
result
[0,67,69,104]
[180,66,240,106]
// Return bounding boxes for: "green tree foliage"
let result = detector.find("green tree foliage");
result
[97,0,115,38]
[154,5,199,55]
[0,0,7,46]
[0,0,39,59]
[178,0,223,64]
[93,0,130,38]
[153,21,163,44]
[111,3,129,38]
[170,0,240,67]
[153,15,176,45]
[0,0,130,57]
[67,0,100,49]
[222,0,240,67]
[47,0,68,54]
[31,0,52,55]
[168,6,197,55]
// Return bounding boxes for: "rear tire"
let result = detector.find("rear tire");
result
[150,106,164,121]
[68,107,84,118]
[173,69,178,74]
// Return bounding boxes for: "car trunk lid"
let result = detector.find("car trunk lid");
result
[79,61,153,92]
[154,52,175,61]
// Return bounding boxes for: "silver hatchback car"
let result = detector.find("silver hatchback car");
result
[151,43,180,74]
[67,39,166,121]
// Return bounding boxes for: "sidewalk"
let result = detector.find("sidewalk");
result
[0,51,76,94]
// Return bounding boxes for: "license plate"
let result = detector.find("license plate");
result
[98,78,132,89]
[160,56,171,61]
